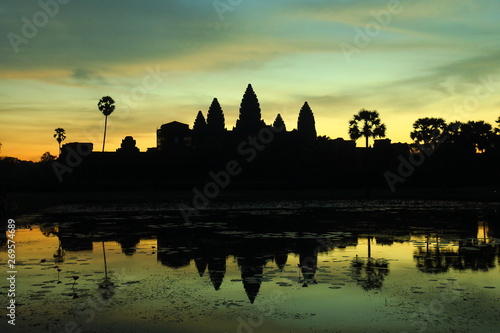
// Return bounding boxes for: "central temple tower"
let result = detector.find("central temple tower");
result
[234,84,266,136]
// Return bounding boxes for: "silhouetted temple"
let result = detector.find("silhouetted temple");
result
[21,83,493,192]
[117,136,140,153]
[157,121,191,150]
[154,84,322,151]
[234,84,266,136]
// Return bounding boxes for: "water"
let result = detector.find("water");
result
[1,200,500,333]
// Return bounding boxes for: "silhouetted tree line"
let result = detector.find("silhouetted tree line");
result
[1,85,499,194]
[410,117,499,153]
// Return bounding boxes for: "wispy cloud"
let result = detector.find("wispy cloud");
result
[1,0,500,160]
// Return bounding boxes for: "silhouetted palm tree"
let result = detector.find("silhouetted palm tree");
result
[53,128,66,155]
[447,121,495,153]
[349,109,386,147]
[495,117,500,134]
[98,96,115,152]
[461,121,494,153]
[446,121,462,145]
[410,117,447,149]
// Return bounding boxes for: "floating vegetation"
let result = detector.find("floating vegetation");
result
[9,203,500,332]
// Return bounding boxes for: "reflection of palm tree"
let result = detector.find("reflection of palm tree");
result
[367,236,371,258]
[98,241,115,299]
[40,226,64,262]
[350,236,389,290]
[98,278,115,299]
[413,233,452,273]
[365,236,389,267]
[53,239,65,263]
[102,241,108,280]
[351,261,389,291]
[71,275,80,298]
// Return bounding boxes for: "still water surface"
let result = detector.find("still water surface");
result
[1,200,500,333]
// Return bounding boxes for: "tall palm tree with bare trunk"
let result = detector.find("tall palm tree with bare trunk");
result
[98,96,115,152]
[349,109,386,147]
[53,128,66,155]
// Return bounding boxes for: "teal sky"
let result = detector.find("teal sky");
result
[1,0,499,160]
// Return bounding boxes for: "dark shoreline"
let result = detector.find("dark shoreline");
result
[4,185,500,216]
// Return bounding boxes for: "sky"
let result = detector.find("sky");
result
[1,0,500,161]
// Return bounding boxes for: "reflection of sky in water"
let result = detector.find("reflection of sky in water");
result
[1,209,500,333]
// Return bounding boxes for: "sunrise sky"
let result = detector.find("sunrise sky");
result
[1,0,500,161]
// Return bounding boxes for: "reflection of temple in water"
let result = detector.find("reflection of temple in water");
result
[238,256,267,303]
[298,240,319,287]
[118,235,141,256]
[274,250,288,271]
[30,211,499,303]
[195,257,208,277]
[208,257,227,291]
[157,232,192,268]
